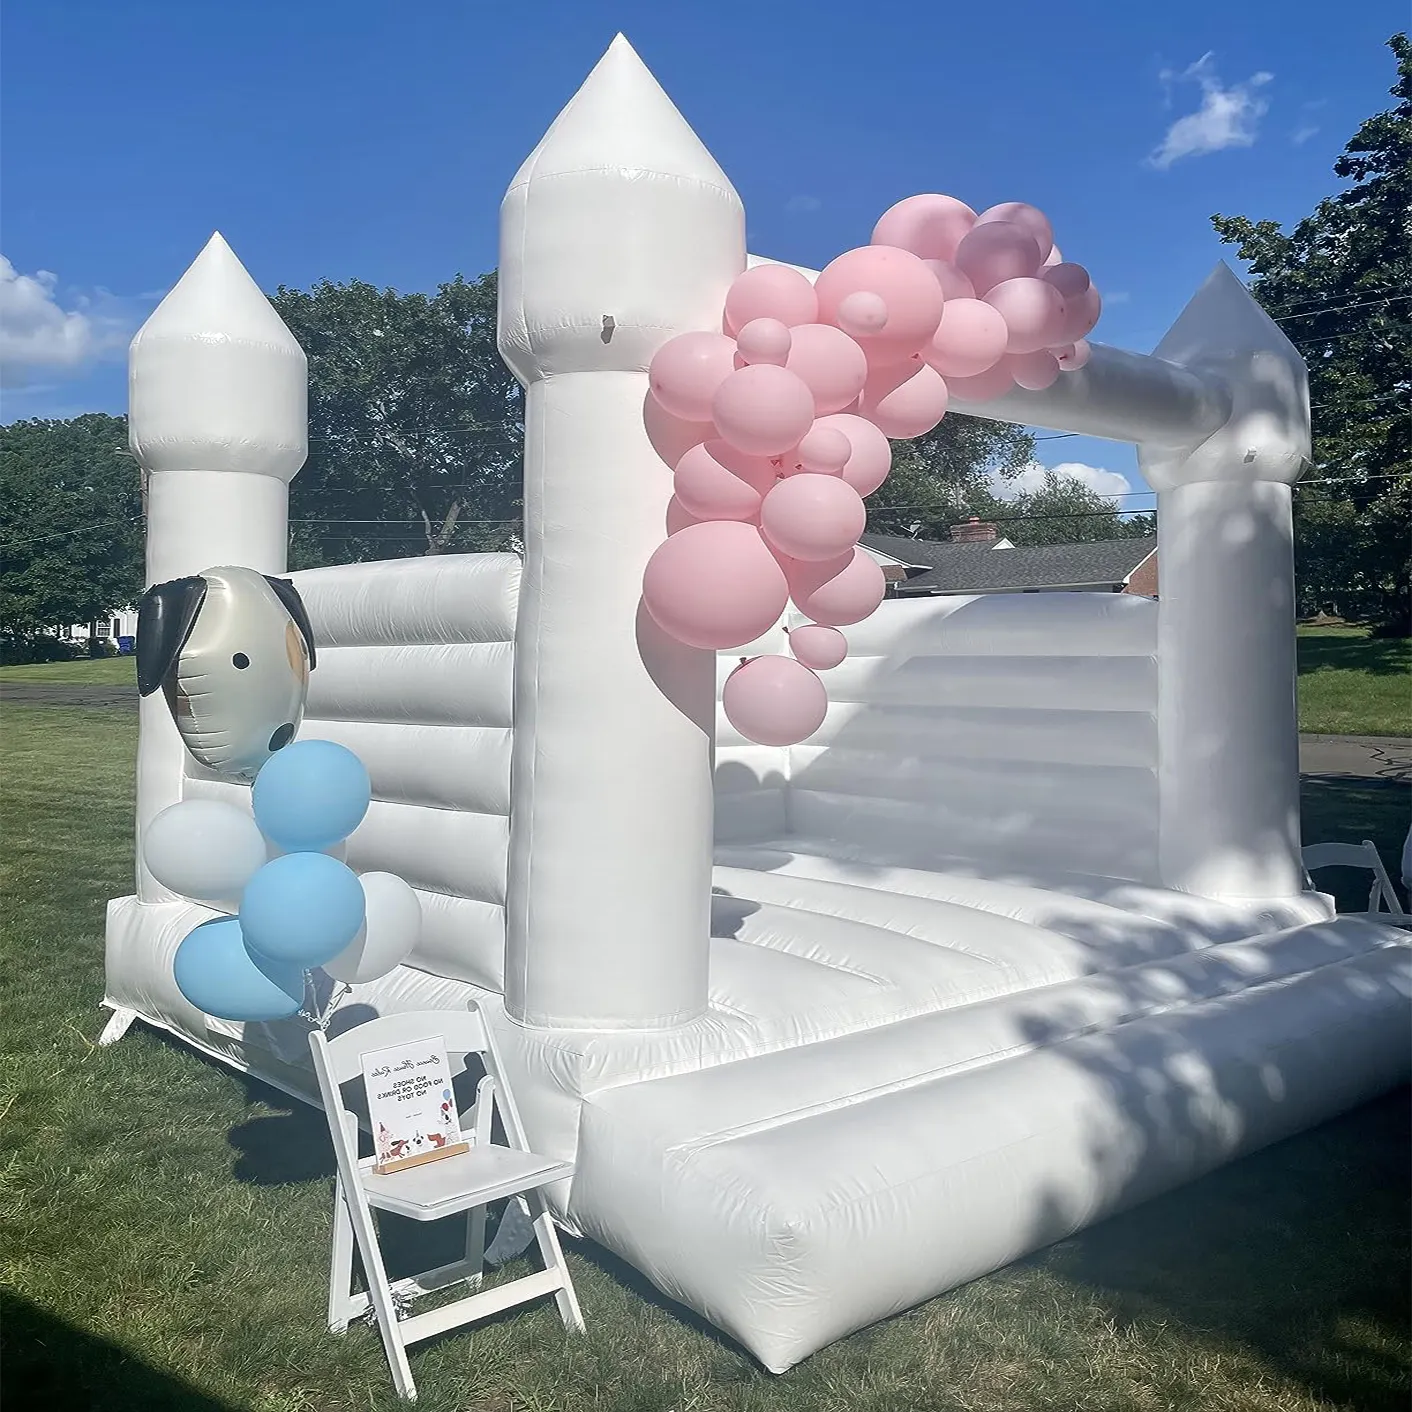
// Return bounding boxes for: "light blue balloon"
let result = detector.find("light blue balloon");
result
[252,739,372,852]
[173,917,304,1022]
[240,852,366,969]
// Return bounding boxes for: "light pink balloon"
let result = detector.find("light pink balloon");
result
[643,522,789,650]
[736,317,792,366]
[784,323,869,415]
[1056,339,1092,371]
[644,393,712,468]
[836,291,889,337]
[674,439,777,521]
[665,495,705,536]
[811,413,893,496]
[858,358,949,439]
[788,624,847,670]
[1041,262,1091,301]
[794,424,852,474]
[786,548,887,627]
[924,298,1009,378]
[712,364,816,457]
[1008,349,1061,391]
[985,277,1066,354]
[945,362,1018,403]
[975,203,1055,263]
[871,193,978,262]
[954,223,1043,295]
[1054,284,1103,344]
[760,474,866,562]
[923,259,976,301]
[648,332,737,422]
[722,654,828,747]
[814,246,944,362]
[724,264,819,335]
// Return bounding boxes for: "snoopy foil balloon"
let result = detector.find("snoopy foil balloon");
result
[137,565,317,782]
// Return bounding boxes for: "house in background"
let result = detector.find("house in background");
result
[62,608,139,648]
[861,520,1159,600]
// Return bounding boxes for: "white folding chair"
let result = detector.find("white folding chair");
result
[309,1005,583,1400]
[1302,839,1412,926]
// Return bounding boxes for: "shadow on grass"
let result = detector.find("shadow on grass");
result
[1,1292,239,1412]
[1298,632,1411,678]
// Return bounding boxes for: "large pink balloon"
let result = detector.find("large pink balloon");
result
[985,277,1066,354]
[760,474,866,562]
[954,223,1042,295]
[788,624,847,671]
[814,246,944,362]
[1008,349,1061,391]
[1041,262,1091,301]
[722,654,828,747]
[736,317,792,366]
[923,260,976,301]
[1056,338,1092,371]
[871,194,977,263]
[712,364,816,456]
[784,323,869,414]
[644,393,711,468]
[924,298,1009,378]
[974,203,1055,263]
[786,548,887,626]
[724,264,819,335]
[945,362,1017,403]
[648,332,737,422]
[674,440,777,521]
[643,522,789,650]
[793,424,851,475]
[1054,284,1103,344]
[811,413,892,496]
[858,358,949,439]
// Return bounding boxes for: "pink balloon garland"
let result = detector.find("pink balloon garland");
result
[642,192,1102,747]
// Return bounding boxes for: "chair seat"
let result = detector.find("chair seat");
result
[362,1143,574,1222]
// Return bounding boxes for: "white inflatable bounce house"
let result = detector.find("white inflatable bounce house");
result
[103,36,1410,1373]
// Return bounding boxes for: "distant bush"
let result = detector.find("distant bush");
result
[0,633,88,666]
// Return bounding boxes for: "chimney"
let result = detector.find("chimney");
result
[949,516,999,544]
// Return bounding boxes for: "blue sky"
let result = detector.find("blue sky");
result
[1,0,1403,505]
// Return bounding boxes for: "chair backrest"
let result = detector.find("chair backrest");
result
[1302,839,1406,916]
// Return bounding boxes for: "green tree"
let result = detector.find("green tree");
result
[988,473,1155,547]
[0,414,144,650]
[271,273,522,568]
[1213,33,1411,634]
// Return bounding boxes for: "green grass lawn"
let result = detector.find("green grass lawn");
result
[1,701,1408,1412]
[0,654,137,684]
[1297,627,1411,738]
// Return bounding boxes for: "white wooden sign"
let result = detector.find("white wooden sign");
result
[361,1037,469,1174]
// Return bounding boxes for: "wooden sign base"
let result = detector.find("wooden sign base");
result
[375,1140,471,1176]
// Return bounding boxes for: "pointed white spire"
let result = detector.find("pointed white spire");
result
[129,234,308,481]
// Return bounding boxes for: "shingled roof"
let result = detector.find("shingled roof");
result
[860,533,1158,595]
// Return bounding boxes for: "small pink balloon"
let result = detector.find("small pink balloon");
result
[786,547,887,627]
[985,276,1067,354]
[736,317,792,366]
[648,332,737,422]
[945,362,1018,403]
[1008,349,1061,391]
[760,473,866,563]
[665,495,705,535]
[1056,338,1092,371]
[858,358,949,440]
[1043,243,1064,269]
[836,291,889,337]
[788,624,848,671]
[1041,263,1091,301]
[644,393,712,468]
[814,246,944,361]
[871,194,978,263]
[922,259,976,300]
[974,203,1055,264]
[924,297,1009,378]
[674,439,776,521]
[954,223,1042,295]
[793,424,852,475]
[1054,284,1103,344]
[722,654,828,747]
[712,364,816,457]
[811,413,892,496]
[643,521,789,650]
[784,323,869,415]
[724,264,819,335]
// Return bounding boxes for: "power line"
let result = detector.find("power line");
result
[1274,292,1412,322]
[0,516,142,554]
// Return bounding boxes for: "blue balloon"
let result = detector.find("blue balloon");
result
[173,917,304,1022]
[240,852,366,968]
[252,739,372,852]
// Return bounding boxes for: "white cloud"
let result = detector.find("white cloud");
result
[1292,124,1319,146]
[1148,55,1272,170]
[784,194,822,215]
[992,460,1133,502]
[0,256,138,388]
[1104,290,1132,305]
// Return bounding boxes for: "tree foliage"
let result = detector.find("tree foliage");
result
[1213,33,1411,633]
[0,413,144,646]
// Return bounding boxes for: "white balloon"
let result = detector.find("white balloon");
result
[143,799,268,904]
[322,872,422,984]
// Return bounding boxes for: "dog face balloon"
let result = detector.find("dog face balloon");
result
[137,566,317,782]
